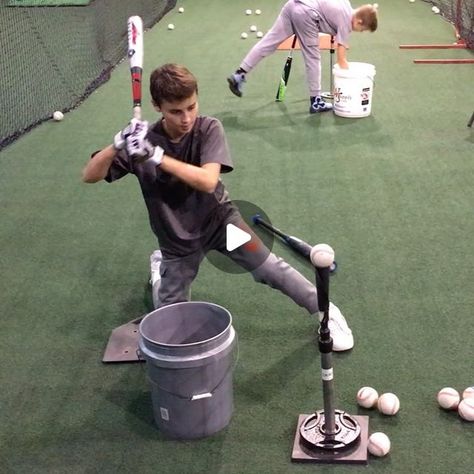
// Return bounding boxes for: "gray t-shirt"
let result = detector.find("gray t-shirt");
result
[295,0,353,47]
[105,116,235,255]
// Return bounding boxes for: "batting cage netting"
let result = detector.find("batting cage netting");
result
[425,0,474,47]
[0,0,176,151]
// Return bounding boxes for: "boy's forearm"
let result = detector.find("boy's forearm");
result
[160,156,220,194]
[336,44,349,68]
[82,144,116,183]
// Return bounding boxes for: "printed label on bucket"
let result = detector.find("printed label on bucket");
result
[334,87,351,105]
[160,407,170,421]
[361,87,370,105]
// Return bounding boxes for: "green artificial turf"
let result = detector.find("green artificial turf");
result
[0,0,473,472]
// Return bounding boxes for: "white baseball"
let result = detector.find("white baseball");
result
[240,32,248,39]
[245,9,252,15]
[368,432,391,457]
[357,386,379,408]
[167,23,175,30]
[432,6,440,13]
[53,111,64,121]
[458,398,474,421]
[256,31,263,38]
[310,243,335,268]
[462,386,474,399]
[377,393,400,415]
[178,7,184,13]
[255,9,262,15]
[437,387,460,410]
[250,25,257,32]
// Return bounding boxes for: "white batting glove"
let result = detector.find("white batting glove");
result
[126,120,164,166]
[113,118,140,150]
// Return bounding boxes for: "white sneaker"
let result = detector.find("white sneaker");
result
[318,302,354,352]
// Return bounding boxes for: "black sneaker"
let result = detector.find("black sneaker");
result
[310,96,333,113]
[227,73,246,97]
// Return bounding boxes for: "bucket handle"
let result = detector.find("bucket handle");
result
[146,333,239,401]
[136,348,145,363]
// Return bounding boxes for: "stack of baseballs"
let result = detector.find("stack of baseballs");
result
[356,386,400,457]
[437,386,474,421]
[357,386,400,415]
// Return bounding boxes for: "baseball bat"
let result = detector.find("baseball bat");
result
[127,16,144,120]
[252,214,338,273]
[275,35,298,102]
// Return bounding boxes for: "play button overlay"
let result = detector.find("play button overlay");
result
[205,200,274,274]
[226,223,251,251]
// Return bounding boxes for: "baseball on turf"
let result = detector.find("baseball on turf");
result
[368,432,391,457]
[256,31,264,38]
[255,9,262,15]
[167,23,175,30]
[178,7,184,13]
[250,25,257,32]
[53,111,64,121]
[437,387,460,410]
[245,9,252,15]
[310,243,335,268]
[240,32,248,39]
[462,386,474,399]
[458,398,474,421]
[377,393,400,415]
[357,387,379,409]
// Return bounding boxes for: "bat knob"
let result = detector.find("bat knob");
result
[251,214,262,224]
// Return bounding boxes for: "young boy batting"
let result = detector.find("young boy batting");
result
[82,63,353,351]
[227,1,378,113]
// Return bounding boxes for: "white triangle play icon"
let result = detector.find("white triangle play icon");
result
[226,223,251,252]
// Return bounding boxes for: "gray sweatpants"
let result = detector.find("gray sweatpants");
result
[240,0,323,97]
[157,215,319,315]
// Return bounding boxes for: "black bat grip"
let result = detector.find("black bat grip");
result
[252,214,287,239]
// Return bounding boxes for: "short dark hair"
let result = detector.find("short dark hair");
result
[149,63,198,105]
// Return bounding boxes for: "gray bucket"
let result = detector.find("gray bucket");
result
[138,301,236,439]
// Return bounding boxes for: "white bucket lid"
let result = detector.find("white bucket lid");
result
[333,62,376,78]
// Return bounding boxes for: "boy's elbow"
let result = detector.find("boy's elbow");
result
[204,183,217,194]
[204,177,219,194]
[82,170,101,183]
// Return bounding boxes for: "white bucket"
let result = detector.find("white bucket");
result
[332,62,376,118]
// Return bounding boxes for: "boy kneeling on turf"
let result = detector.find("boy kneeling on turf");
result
[82,63,353,351]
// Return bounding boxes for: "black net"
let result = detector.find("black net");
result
[0,0,176,151]
[425,0,474,48]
